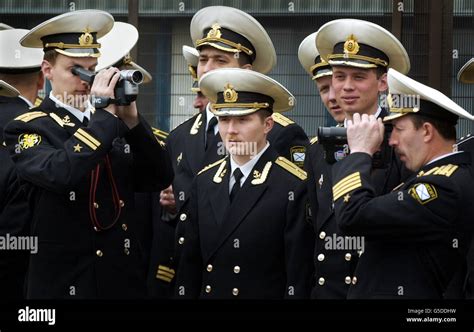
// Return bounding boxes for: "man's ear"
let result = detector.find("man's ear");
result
[264,115,274,134]
[377,72,388,93]
[422,122,435,143]
[41,59,53,81]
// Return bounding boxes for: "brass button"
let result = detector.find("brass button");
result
[124,248,130,255]
[96,250,103,257]
[233,266,240,274]
[317,254,325,261]
[345,276,351,284]
[352,276,358,285]
[318,277,325,285]
[122,224,128,231]
[180,213,187,222]
[178,237,185,245]
[206,264,213,272]
[345,253,352,261]
[232,288,239,296]
[205,285,211,293]
[319,231,326,239]
[119,200,125,207]
[94,202,99,209]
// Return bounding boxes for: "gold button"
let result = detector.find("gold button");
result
[124,248,130,255]
[232,288,239,296]
[94,202,99,209]
[319,231,326,239]
[233,266,240,274]
[119,200,125,207]
[180,213,187,222]
[318,277,325,285]
[178,237,185,245]
[205,285,211,293]
[352,276,357,285]
[207,264,213,272]
[96,250,103,257]
[317,254,325,261]
[345,253,352,261]
[345,276,351,284]
[122,224,128,231]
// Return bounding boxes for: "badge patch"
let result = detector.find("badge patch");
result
[18,133,41,150]
[409,183,438,204]
[290,146,305,166]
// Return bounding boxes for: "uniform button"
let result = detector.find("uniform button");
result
[93,226,99,232]
[331,202,335,210]
[233,266,240,274]
[119,200,125,207]
[124,248,130,255]
[94,202,99,209]
[318,277,325,285]
[206,264,213,272]
[345,276,351,284]
[352,276,358,285]
[319,231,326,239]
[180,213,187,222]
[232,288,239,296]
[345,253,352,261]
[317,254,325,261]
[205,285,211,293]
[122,224,128,231]
[96,250,103,257]
[178,237,185,245]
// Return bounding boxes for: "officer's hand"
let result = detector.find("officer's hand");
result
[116,102,139,129]
[347,113,384,156]
[160,185,177,214]
[90,67,120,115]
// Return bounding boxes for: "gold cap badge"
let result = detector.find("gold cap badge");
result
[344,34,360,55]
[224,83,238,103]
[207,23,222,39]
[78,27,93,46]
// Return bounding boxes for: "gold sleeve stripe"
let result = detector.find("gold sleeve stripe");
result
[198,157,227,175]
[157,270,175,280]
[272,113,294,127]
[14,111,47,122]
[433,164,458,177]
[333,172,362,201]
[156,273,173,283]
[158,265,175,273]
[275,156,307,180]
[73,129,100,150]
[152,127,169,139]
[310,136,319,145]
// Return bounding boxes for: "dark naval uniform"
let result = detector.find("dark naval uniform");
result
[174,148,314,299]
[306,110,410,299]
[332,152,474,299]
[4,97,173,298]
[148,109,309,296]
[0,96,31,299]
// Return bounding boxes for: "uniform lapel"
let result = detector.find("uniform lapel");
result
[205,148,276,260]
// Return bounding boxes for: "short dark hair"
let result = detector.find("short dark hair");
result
[375,66,387,79]
[409,114,456,141]
[237,52,252,67]
[255,109,272,122]
[44,50,58,65]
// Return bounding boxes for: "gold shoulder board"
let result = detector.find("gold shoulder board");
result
[275,156,307,180]
[14,111,48,123]
[152,127,169,140]
[198,157,227,175]
[272,113,294,127]
[310,136,319,145]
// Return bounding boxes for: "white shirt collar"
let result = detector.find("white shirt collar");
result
[426,151,463,166]
[205,103,218,135]
[229,142,270,193]
[18,95,34,108]
[49,91,91,122]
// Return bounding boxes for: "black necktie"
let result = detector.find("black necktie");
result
[82,116,89,126]
[229,168,243,203]
[205,116,218,150]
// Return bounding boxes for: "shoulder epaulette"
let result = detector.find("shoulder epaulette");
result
[14,111,48,123]
[272,113,294,127]
[417,164,459,178]
[152,127,169,140]
[310,136,318,145]
[34,96,43,107]
[275,156,307,180]
[198,157,227,175]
